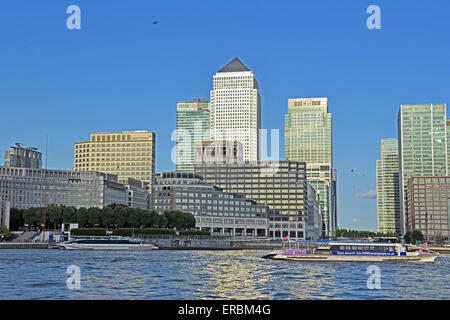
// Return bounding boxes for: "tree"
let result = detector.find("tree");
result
[137,209,151,228]
[9,208,24,230]
[404,230,425,244]
[0,226,12,241]
[114,206,128,228]
[149,210,161,227]
[158,213,167,228]
[126,208,140,228]
[101,207,116,229]
[23,207,38,229]
[76,207,89,227]
[48,205,63,229]
[63,206,77,223]
[87,207,102,227]
[184,213,196,229]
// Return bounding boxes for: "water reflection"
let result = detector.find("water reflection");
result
[194,250,273,299]
[0,250,449,300]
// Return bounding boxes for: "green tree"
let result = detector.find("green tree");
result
[48,205,63,229]
[126,208,140,228]
[23,207,38,229]
[149,210,161,227]
[63,206,77,223]
[114,206,128,227]
[0,226,12,241]
[76,207,89,227]
[35,207,46,228]
[184,212,196,229]
[138,209,151,227]
[10,208,24,230]
[158,213,167,228]
[101,207,116,229]
[87,207,102,227]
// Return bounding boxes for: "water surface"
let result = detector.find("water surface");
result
[0,250,448,299]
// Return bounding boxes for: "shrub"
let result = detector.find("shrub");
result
[0,226,12,240]
[70,228,106,236]
[113,228,176,237]
[179,230,210,236]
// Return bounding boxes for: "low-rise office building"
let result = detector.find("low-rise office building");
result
[194,160,314,239]
[152,171,269,236]
[0,166,149,210]
[120,178,151,210]
[407,176,450,241]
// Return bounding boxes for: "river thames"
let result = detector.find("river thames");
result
[0,249,449,299]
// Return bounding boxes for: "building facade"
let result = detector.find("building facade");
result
[152,172,269,236]
[73,130,155,192]
[119,178,151,211]
[4,143,42,169]
[284,97,334,237]
[194,140,243,166]
[406,176,450,241]
[176,100,210,172]
[376,138,401,234]
[195,160,312,240]
[0,166,128,209]
[210,57,261,162]
[398,104,448,235]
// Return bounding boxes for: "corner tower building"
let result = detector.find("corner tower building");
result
[210,58,261,162]
[285,97,334,237]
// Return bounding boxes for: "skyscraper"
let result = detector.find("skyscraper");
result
[4,143,42,168]
[284,97,334,237]
[73,130,155,192]
[176,100,210,171]
[210,57,261,162]
[398,104,448,235]
[376,138,400,234]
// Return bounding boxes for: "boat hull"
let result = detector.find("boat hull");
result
[59,244,158,250]
[271,253,438,263]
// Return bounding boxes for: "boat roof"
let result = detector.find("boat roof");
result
[292,240,398,246]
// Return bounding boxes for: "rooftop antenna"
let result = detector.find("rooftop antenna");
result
[193,97,207,102]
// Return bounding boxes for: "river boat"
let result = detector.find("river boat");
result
[58,236,159,250]
[263,240,439,263]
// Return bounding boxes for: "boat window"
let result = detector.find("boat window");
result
[357,246,364,251]
[351,245,358,250]
[369,246,376,251]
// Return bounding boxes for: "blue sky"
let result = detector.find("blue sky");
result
[1,0,449,231]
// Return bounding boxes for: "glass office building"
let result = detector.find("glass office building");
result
[284,97,334,237]
[398,104,448,235]
[4,143,42,169]
[376,139,401,234]
[176,101,210,172]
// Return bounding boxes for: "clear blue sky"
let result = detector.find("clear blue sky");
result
[1,0,449,231]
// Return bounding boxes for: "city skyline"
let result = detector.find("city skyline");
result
[1,1,450,231]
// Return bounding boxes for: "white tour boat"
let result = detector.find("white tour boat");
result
[263,240,439,263]
[58,236,159,250]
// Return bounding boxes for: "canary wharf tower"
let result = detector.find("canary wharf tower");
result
[210,58,261,162]
[285,97,335,237]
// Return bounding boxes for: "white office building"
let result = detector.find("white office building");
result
[210,57,261,162]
